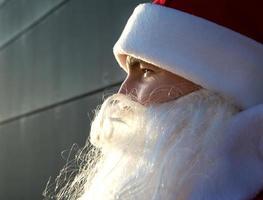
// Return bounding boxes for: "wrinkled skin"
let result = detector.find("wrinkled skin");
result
[118,56,201,105]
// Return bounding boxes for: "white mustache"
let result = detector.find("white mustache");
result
[89,94,146,150]
[108,117,126,124]
[79,89,240,200]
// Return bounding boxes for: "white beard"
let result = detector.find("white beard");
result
[77,89,240,200]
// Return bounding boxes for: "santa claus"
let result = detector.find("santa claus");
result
[47,0,263,199]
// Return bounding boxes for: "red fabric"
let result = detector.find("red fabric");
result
[152,0,263,44]
[253,190,263,200]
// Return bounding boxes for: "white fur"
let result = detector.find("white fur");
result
[80,90,263,200]
[113,3,263,109]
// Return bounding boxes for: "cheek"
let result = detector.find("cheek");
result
[146,87,176,104]
[137,78,187,105]
[120,73,193,105]
[136,80,169,105]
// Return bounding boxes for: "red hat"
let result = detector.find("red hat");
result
[153,0,263,44]
[113,0,263,109]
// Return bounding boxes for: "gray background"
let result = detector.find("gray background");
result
[0,0,144,199]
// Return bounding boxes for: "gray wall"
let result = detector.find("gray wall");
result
[0,0,144,199]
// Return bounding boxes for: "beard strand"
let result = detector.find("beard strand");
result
[44,89,239,200]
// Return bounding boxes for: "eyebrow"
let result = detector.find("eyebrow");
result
[126,56,141,68]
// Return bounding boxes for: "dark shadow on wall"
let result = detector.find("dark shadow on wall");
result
[0,0,144,199]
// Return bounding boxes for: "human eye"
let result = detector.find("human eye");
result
[141,68,154,78]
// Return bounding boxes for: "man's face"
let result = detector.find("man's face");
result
[118,56,201,105]
[51,55,240,199]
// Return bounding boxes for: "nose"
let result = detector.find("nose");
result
[118,76,131,95]
[118,75,138,100]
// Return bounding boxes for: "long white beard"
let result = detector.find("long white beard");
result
[78,89,239,200]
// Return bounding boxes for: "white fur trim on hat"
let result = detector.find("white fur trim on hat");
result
[113,3,263,109]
